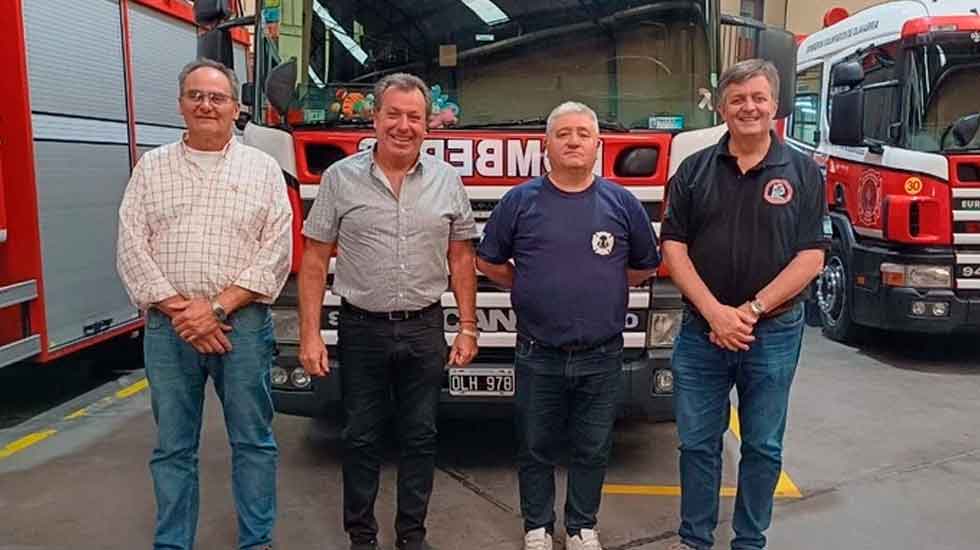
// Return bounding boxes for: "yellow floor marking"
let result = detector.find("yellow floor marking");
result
[0,377,149,461]
[115,378,149,399]
[0,429,58,459]
[602,406,803,499]
[728,406,742,439]
[729,406,803,498]
[64,408,89,420]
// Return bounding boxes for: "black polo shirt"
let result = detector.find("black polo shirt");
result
[660,131,830,308]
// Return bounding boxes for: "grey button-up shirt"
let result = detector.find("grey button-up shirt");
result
[303,149,479,312]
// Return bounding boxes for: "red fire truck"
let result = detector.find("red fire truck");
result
[785,1,980,342]
[0,0,248,370]
[195,0,798,421]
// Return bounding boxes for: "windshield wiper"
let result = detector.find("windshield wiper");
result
[294,118,374,129]
[452,117,629,132]
[453,117,548,129]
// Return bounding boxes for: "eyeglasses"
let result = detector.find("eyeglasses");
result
[183,90,234,106]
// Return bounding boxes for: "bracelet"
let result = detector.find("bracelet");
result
[459,327,480,339]
[459,319,478,325]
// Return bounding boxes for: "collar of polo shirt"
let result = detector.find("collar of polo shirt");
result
[716,130,791,170]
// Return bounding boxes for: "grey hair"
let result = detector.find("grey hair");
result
[373,73,432,119]
[178,58,240,100]
[546,101,599,135]
[717,58,780,106]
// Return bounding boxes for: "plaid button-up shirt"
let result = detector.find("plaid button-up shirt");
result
[116,137,293,310]
[302,149,479,312]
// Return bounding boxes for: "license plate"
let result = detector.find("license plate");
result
[448,367,515,397]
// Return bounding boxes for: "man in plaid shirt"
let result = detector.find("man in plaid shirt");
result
[116,59,292,550]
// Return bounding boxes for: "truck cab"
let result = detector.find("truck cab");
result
[786,1,980,341]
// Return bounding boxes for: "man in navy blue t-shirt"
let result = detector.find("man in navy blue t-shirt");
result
[477,102,660,550]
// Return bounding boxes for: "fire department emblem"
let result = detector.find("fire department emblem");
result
[592,231,615,256]
[858,169,882,226]
[763,178,794,205]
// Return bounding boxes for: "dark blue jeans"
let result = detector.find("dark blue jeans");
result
[337,304,447,546]
[514,333,623,537]
[672,303,805,550]
[143,304,278,550]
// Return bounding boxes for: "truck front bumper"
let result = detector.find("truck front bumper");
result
[851,244,980,333]
[271,345,674,422]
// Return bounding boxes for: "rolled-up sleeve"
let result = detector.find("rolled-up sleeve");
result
[302,167,341,243]
[116,162,180,310]
[233,161,294,301]
[449,173,480,241]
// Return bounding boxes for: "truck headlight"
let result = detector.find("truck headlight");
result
[271,309,300,343]
[647,310,682,348]
[881,263,952,288]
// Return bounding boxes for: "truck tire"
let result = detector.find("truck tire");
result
[816,238,862,343]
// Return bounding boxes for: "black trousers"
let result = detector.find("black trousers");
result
[338,303,446,545]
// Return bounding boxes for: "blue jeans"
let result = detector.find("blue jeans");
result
[672,303,804,550]
[514,334,623,537]
[143,304,278,550]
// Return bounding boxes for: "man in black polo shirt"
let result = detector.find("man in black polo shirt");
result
[477,102,660,550]
[660,59,829,550]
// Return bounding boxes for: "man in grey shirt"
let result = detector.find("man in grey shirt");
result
[297,73,479,550]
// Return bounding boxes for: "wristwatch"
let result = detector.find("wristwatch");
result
[749,299,766,317]
[211,301,229,322]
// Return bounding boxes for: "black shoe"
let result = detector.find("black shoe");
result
[350,541,379,550]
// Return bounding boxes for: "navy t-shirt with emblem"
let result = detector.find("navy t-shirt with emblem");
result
[660,131,830,308]
[477,176,661,348]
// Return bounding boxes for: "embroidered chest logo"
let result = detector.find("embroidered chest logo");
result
[763,178,794,205]
[592,231,615,256]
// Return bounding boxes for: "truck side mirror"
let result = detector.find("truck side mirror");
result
[831,61,865,87]
[197,28,234,69]
[829,89,865,147]
[757,27,798,120]
[266,59,298,117]
[194,0,231,25]
[241,82,255,108]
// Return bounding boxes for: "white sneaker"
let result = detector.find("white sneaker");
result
[523,528,553,550]
[567,529,602,550]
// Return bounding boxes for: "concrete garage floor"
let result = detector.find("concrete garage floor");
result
[1,327,978,550]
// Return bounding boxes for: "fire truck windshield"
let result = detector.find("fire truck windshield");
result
[906,36,980,153]
[255,0,716,132]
